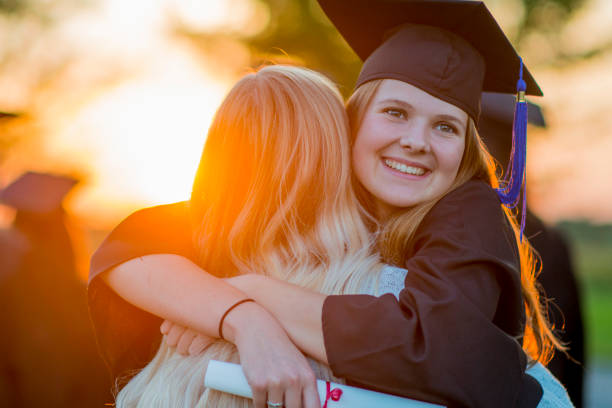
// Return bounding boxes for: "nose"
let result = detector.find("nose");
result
[399,122,430,153]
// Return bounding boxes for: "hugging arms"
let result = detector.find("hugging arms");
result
[87,1,571,406]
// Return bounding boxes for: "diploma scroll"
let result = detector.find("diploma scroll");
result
[204,360,445,407]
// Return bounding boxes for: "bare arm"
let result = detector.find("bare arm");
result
[101,254,321,408]
[102,254,249,342]
[226,274,328,363]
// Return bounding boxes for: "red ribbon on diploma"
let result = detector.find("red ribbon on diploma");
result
[322,381,343,408]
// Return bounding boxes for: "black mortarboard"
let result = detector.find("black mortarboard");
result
[0,172,78,213]
[318,0,542,120]
[319,0,539,237]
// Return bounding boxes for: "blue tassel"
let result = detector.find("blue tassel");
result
[496,58,528,240]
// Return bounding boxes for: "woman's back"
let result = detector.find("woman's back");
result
[108,65,382,407]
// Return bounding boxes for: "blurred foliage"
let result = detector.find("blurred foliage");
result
[0,0,91,15]
[175,0,589,93]
[0,0,91,167]
[517,0,585,38]
[0,0,24,13]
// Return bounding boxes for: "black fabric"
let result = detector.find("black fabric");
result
[322,180,541,407]
[87,183,542,406]
[357,24,484,120]
[525,212,585,408]
[88,201,196,382]
[479,92,585,406]
[1,211,112,406]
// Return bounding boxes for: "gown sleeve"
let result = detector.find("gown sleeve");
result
[322,180,541,407]
[87,201,196,383]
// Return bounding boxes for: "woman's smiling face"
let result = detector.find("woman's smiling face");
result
[352,79,468,217]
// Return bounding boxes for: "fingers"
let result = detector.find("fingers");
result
[188,334,213,356]
[162,320,214,356]
[266,382,284,408]
[165,323,186,347]
[302,377,321,408]
[284,383,301,408]
[160,319,172,335]
[247,366,317,408]
[176,329,198,355]
[250,380,267,408]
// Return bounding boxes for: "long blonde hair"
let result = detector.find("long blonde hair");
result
[115,66,382,407]
[346,79,563,365]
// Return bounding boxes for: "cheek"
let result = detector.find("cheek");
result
[438,139,465,175]
[352,124,377,164]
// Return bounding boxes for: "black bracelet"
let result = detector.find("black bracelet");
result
[218,298,255,340]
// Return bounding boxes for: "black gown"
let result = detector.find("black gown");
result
[88,179,542,407]
[524,212,585,407]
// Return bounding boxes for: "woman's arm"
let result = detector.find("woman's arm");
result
[226,274,328,363]
[102,254,249,341]
[228,181,541,408]
[102,254,321,408]
[88,204,321,408]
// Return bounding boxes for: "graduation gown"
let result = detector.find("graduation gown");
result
[524,211,584,407]
[88,179,542,407]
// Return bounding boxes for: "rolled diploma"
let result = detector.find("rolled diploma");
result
[204,360,444,407]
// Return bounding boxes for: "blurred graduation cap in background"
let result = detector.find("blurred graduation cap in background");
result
[0,172,79,214]
[479,92,546,169]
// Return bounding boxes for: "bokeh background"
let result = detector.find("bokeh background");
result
[0,0,610,406]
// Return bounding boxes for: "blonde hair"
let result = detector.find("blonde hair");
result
[115,65,382,407]
[346,79,563,366]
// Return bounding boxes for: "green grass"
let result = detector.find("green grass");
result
[583,281,612,361]
[557,221,612,362]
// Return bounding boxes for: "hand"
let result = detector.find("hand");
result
[160,319,214,356]
[226,301,321,408]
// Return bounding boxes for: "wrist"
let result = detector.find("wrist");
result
[221,300,270,344]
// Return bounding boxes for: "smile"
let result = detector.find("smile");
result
[383,159,427,176]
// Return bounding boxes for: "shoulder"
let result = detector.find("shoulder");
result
[423,179,506,233]
[435,179,501,215]
[415,179,518,261]
[116,201,191,232]
[89,201,194,284]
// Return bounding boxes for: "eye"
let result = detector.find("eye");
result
[435,122,458,134]
[382,107,407,120]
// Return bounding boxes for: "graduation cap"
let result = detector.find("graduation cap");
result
[318,0,537,236]
[0,172,79,214]
[318,0,542,119]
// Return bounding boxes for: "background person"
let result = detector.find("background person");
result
[480,92,586,407]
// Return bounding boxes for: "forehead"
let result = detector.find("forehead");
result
[374,79,469,123]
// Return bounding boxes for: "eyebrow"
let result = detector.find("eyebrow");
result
[376,98,415,111]
[376,98,467,128]
[436,114,467,129]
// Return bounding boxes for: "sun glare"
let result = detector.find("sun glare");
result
[23,0,251,226]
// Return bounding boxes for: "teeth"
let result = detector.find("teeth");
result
[384,159,426,176]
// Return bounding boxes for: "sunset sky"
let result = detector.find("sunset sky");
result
[1,0,612,228]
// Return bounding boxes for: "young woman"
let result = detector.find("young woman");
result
[91,64,386,408]
[88,1,572,407]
